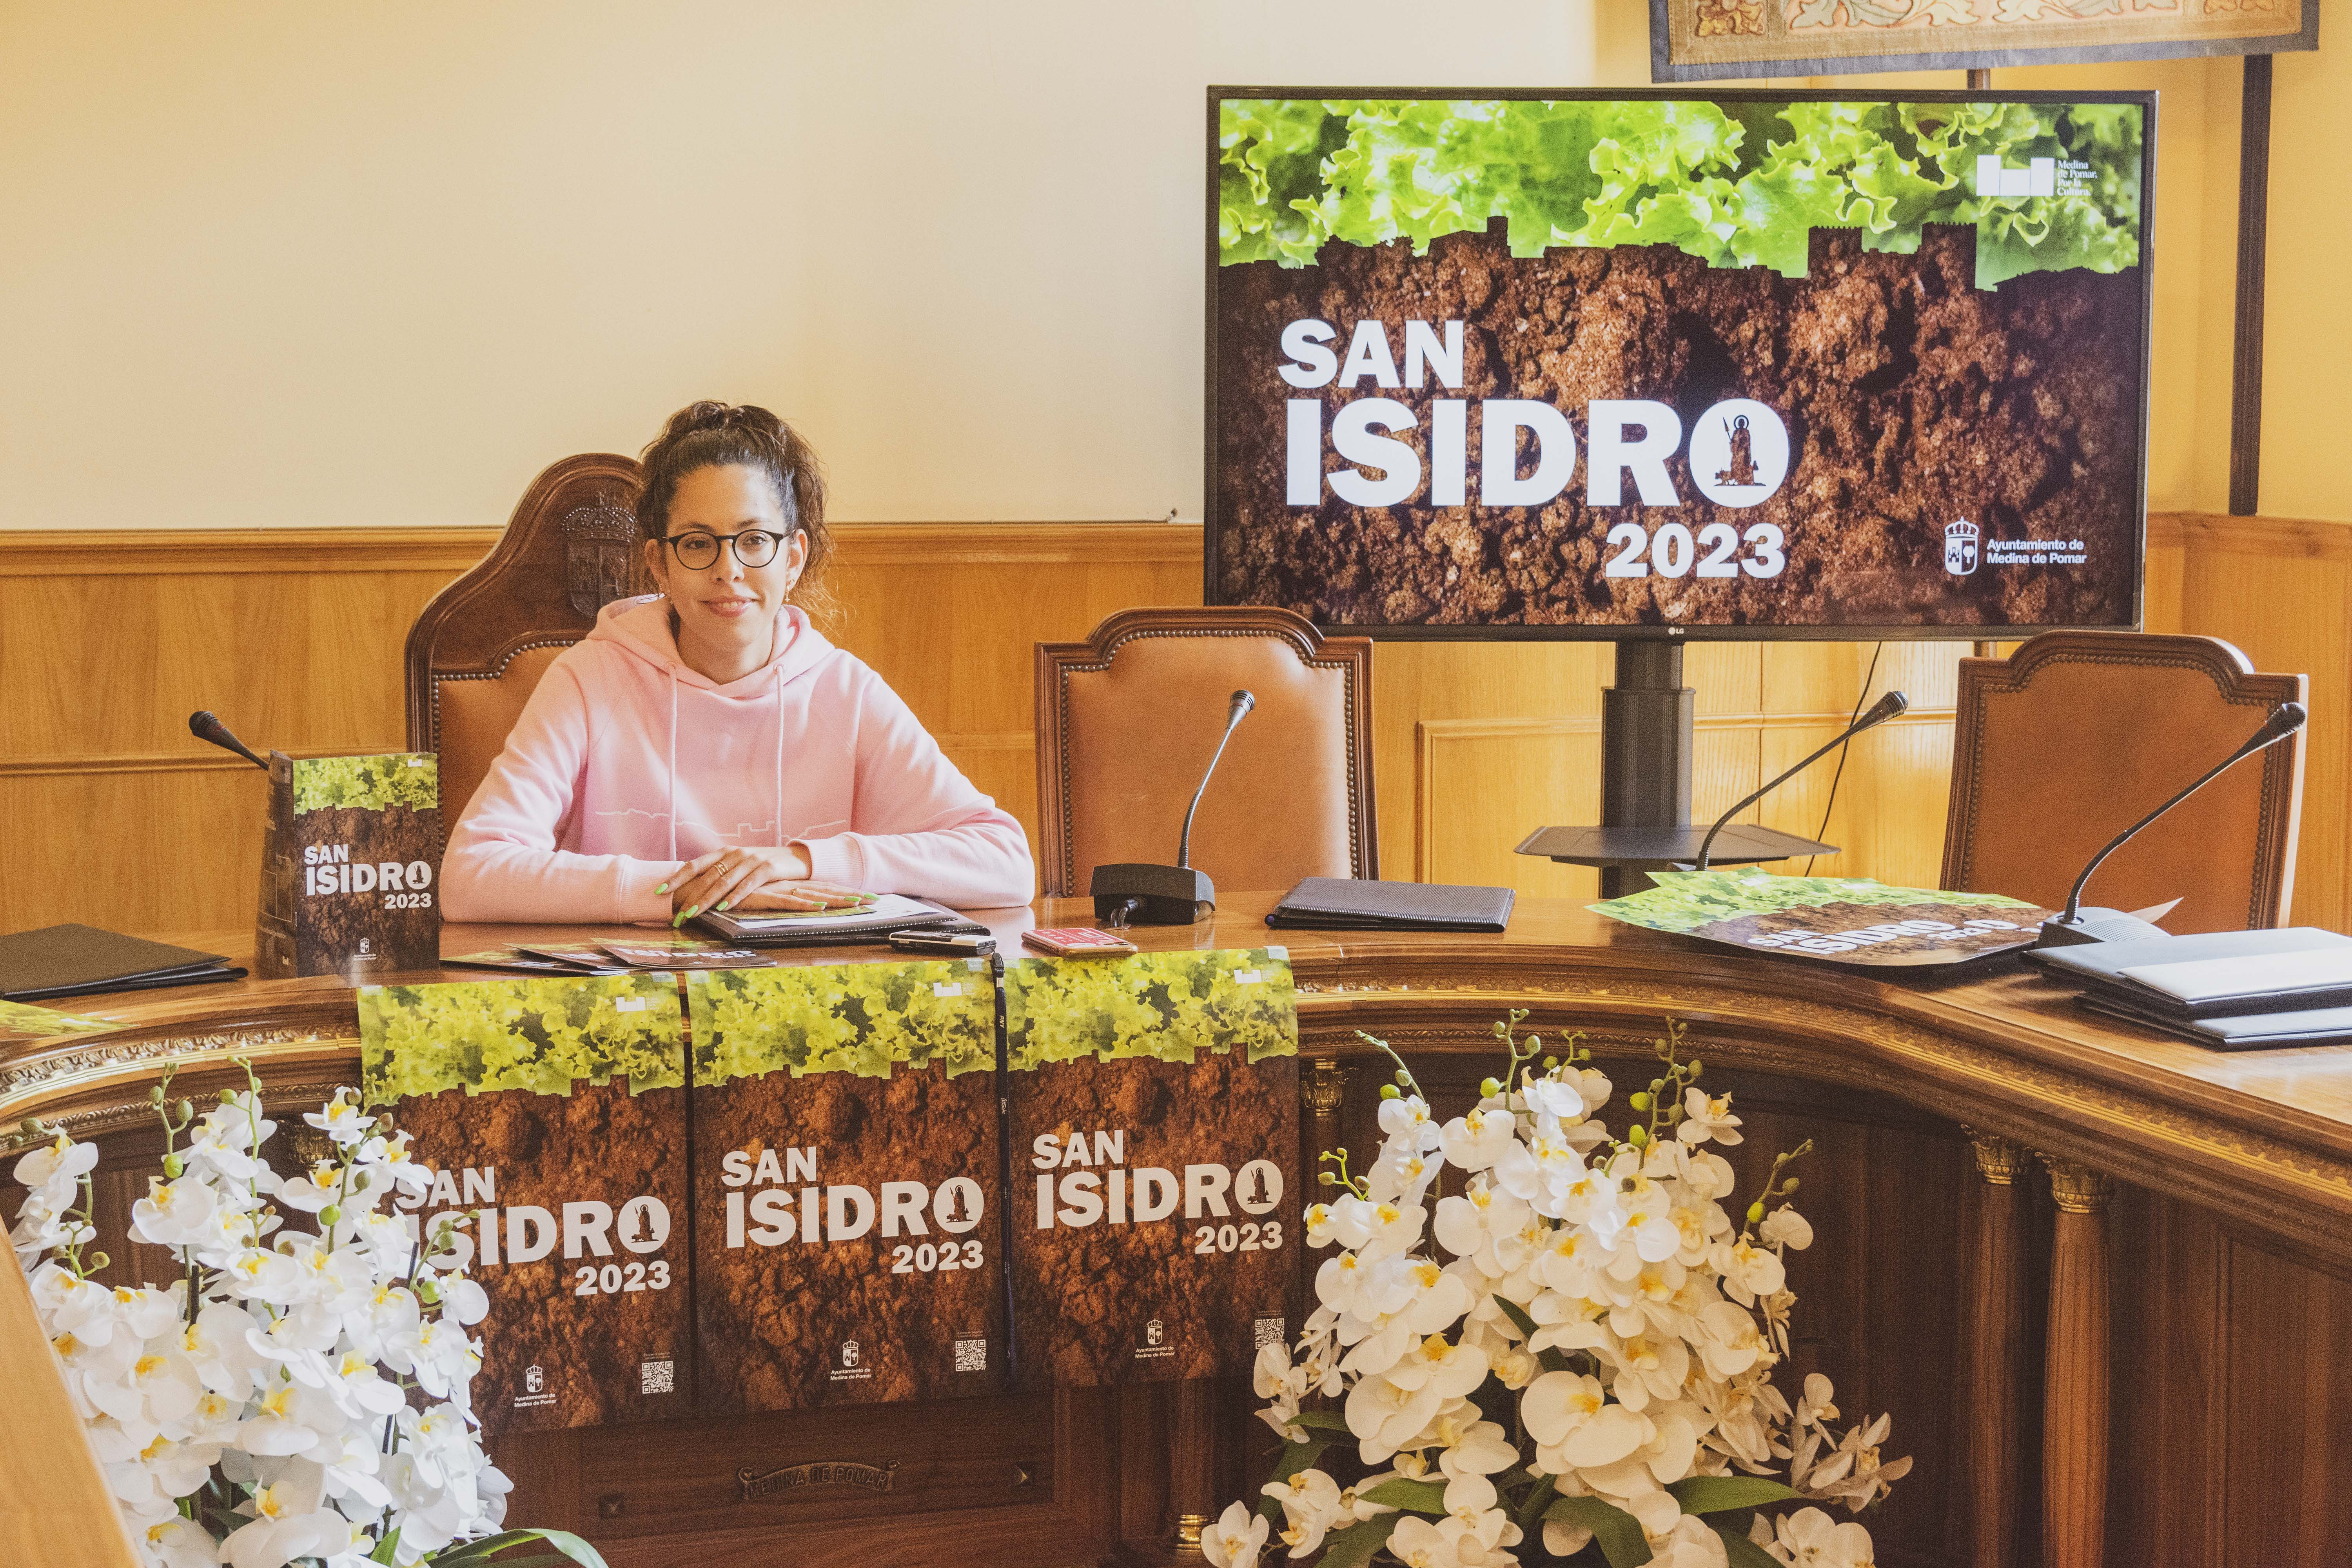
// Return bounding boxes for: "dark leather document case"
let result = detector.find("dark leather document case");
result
[1267,877,1515,933]
[0,924,242,1001]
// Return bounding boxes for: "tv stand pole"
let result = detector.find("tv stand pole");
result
[1512,634,1835,896]
[1599,639,1694,898]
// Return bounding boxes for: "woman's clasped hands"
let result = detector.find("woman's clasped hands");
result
[661,845,875,927]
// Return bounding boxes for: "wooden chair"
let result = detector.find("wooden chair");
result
[1941,631,2307,932]
[1034,606,1377,899]
[404,453,650,823]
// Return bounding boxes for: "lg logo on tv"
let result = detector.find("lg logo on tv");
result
[1276,318,1790,511]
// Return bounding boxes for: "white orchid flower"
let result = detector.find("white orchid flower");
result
[1773,1506,1877,1566]
[1385,1334,1488,1401]
[14,1131,100,1189]
[1515,1072,1587,1123]
[1760,1206,1815,1251]
[302,1094,372,1149]
[1437,1106,1517,1173]
[1377,1095,1443,1151]
[1697,1301,1770,1379]
[180,1302,267,1396]
[239,1376,345,1459]
[1437,1417,1518,1479]
[1200,1499,1270,1568]
[1604,1330,1691,1412]
[1345,1369,1446,1463]
[1366,1143,1440,1206]
[1582,1406,1703,1497]
[1523,1370,1647,1471]
[1678,1089,1744,1146]
[138,1516,221,1568]
[1433,1181,1534,1278]
[1713,1236,1789,1307]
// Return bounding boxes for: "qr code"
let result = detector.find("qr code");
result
[953,1338,988,1373]
[639,1359,675,1395]
[1254,1317,1285,1350]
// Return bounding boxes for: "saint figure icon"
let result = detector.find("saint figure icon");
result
[1715,415,1759,488]
[628,1207,655,1246]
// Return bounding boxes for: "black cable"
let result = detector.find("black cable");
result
[1802,641,1883,878]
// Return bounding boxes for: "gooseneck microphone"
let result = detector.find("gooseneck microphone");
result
[1090,689,1258,926]
[189,710,269,770]
[1178,690,1256,870]
[2034,699,2308,949]
[1696,691,1909,873]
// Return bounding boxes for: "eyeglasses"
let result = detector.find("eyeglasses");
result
[662,529,787,570]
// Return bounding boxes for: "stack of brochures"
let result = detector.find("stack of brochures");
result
[445,897,976,975]
[2027,927,2352,1049]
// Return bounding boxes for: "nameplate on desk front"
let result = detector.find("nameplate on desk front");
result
[736,1460,901,1501]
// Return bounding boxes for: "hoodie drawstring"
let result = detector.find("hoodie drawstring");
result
[667,667,680,865]
[774,663,786,850]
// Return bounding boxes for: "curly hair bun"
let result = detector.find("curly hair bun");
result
[635,400,836,624]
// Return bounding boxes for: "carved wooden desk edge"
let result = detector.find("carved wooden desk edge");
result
[8,900,2350,1273]
[1285,940,2352,1271]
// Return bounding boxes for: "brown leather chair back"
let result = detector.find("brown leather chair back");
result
[1942,632,2306,932]
[1035,607,1376,899]
[405,454,650,824]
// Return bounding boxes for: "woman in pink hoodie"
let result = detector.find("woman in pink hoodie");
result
[441,402,1036,925]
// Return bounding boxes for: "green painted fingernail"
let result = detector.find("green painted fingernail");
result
[655,882,669,895]
[716,900,730,912]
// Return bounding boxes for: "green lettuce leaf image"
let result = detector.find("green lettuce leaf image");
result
[1592,869,2037,935]
[686,960,995,1084]
[1218,97,2141,289]
[293,753,439,814]
[358,972,685,1102]
[1007,948,1298,1071]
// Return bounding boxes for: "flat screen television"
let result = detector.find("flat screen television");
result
[1205,89,2154,640]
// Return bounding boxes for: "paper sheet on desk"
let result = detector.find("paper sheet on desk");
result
[717,893,938,929]
[1592,870,2060,967]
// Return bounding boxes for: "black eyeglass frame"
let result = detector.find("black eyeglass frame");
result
[659,528,792,569]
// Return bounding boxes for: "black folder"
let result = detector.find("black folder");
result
[0,924,246,1002]
[1267,877,1515,933]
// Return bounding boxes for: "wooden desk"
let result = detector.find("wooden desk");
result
[7,895,2349,1568]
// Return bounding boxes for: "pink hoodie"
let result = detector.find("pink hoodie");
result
[440,596,1034,923]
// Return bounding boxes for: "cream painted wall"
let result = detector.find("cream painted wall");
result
[0,3,2318,528]
[0,0,1640,530]
[2258,46,2352,521]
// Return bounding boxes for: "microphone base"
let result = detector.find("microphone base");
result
[1089,864,1215,927]
[2030,908,2174,950]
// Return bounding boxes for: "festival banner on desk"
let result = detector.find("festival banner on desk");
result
[1005,947,1299,1389]
[358,972,692,1434]
[686,960,1005,1412]
[1591,869,2060,966]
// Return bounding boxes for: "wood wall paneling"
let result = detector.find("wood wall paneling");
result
[2,511,2345,938]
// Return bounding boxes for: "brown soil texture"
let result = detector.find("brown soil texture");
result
[266,801,442,978]
[392,1079,691,1434]
[1215,223,2142,628]
[692,1062,1004,1412]
[1008,1053,1298,1389]
[1697,898,2057,964]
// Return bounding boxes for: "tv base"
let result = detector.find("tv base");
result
[1514,638,1835,898]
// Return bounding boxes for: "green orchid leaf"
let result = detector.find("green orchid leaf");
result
[1288,1408,1352,1433]
[1315,1517,1397,1568]
[1715,1521,1788,1568]
[1361,1477,1450,1515]
[1544,1495,1655,1567]
[1491,1296,1572,1372]
[1669,1475,1802,1514]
